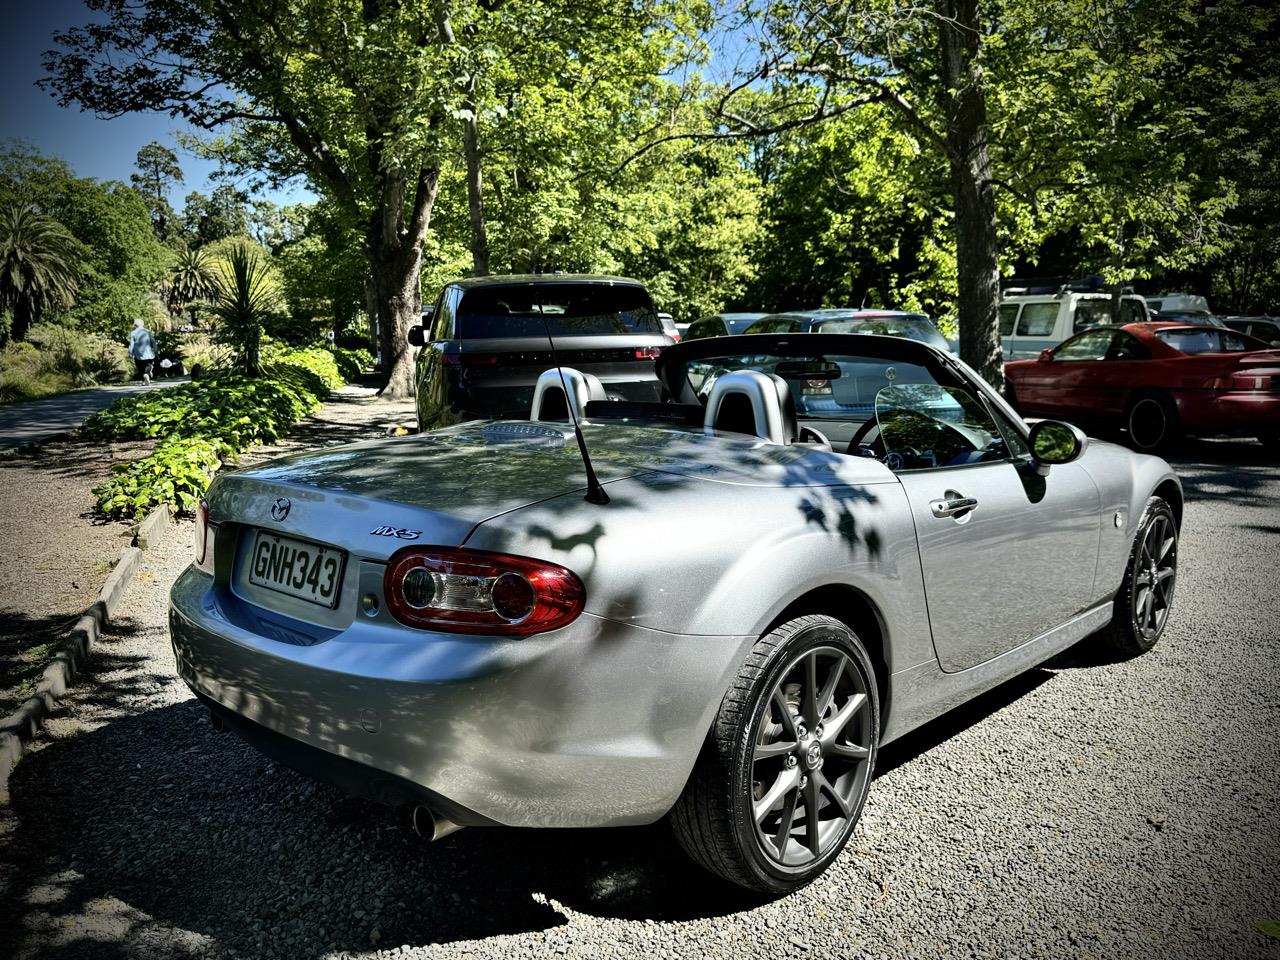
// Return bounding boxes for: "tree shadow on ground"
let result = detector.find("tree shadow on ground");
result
[0,647,1085,959]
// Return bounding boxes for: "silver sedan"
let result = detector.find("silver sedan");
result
[170,333,1181,894]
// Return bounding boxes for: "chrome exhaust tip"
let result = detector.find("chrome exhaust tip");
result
[411,805,464,841]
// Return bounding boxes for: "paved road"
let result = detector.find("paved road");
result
[0,437,1277,959]
[0,378,188,451]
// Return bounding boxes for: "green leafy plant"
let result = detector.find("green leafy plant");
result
[208,242,282,377]
[0,201,80,344]
[93,436,228,518]
[88,345,348,518]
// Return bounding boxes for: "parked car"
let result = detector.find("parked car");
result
[1005,322,1280,452]
[1145,292,1210,316]
[1149,311,1223,326]
[1000,290,1151,359]
[657,311,681,342]
[1222,316,1280,346]
[742,309,951,352]
[684,312,770,340]
[172,330,1182,894]
[409,275,670,429]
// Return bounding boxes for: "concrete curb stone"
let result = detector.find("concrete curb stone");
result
[0,511,164,800]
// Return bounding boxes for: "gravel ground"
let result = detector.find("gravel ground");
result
[0,432,1277,960]
[0,434,152,713]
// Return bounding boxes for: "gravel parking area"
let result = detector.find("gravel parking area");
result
[0,436,1276,960]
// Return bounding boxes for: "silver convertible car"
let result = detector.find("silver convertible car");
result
[170,333,1182,894]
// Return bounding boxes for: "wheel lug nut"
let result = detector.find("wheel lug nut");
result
[799,775,808,788]
[815,725,824,737]
[784,755,797,768]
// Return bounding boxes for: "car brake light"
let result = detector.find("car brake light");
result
[441,353,500,366]
[383,547,585,636]
[1202,372,1272,390]
[634,346,663,360]
[195,499,209,566]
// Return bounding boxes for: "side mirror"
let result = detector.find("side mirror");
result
[407,324,426,347]
[1038,348,1055,362]
[1028,420,1089,474]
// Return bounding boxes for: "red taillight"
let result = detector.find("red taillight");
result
[383,547,585,636]
[1202,372,1272,390]
[195,499,209,566]
[441,352,500,366]
[634,346,663,360]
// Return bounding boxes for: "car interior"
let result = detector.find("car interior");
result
[529,334,1026,471]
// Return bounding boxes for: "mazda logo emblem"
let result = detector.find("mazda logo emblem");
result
[270,497,292,522]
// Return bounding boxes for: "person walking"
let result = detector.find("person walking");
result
[128,317,157,385]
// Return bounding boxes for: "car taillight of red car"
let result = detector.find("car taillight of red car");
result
[1202,370,1276,391]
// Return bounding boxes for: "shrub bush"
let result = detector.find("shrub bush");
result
[88,346,352,518]
[0,324,132,403]
[331,346,373,382]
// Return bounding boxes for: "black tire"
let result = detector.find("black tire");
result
[1125,393,1180,453]
[1100,497,1178,658]
[670,615,879,895]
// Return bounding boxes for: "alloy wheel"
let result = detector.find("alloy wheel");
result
[1133,513,1177,639]
[750,645,874,868]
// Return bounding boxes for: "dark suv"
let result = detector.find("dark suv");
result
[409,275,672,429]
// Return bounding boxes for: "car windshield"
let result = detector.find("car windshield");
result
[813,317,948,350]
[1156,328,1259,354]
[681,350,942,423]
[457,284,661,338]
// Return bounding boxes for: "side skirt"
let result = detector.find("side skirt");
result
[880,601,1113,745]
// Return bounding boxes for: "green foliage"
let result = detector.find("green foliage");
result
[88,345,348,518]
[330,346,373,381]
[163,247,216,319]
[182,185,250,248]
[0,323,130,403]
[0,146,170,341]
[207,241,283,376]
[93,436,228,518]
[0,200,80,343]
[131,141,183,242]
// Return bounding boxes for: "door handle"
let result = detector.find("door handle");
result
[929,494,979,519]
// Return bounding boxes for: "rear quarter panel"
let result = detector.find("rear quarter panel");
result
[1077,440,1181,600]
[462,466,937,679]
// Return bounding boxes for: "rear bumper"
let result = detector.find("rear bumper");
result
[169,565,748,827]
[1173,391,1280,435]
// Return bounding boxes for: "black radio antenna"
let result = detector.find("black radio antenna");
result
[533,287,610,505]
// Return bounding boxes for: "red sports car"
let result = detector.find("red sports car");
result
[1005,322,1280,452]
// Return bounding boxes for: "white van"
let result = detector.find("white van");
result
[1000,291,1151,359]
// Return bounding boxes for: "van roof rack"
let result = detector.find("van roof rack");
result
[1001,274,1132,298]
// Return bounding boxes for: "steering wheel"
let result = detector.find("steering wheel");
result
[847,416,884,457]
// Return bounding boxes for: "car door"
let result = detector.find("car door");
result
[1013,328,1117,417]
[876,383,1100,673]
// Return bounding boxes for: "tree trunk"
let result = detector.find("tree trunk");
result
[939,0,1004,389]
[463,88,491,276]
[11,300,33,344]
[365,162,442,400]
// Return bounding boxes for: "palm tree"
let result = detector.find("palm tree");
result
[164,246,216,323]
[0,201,79,343]
[208,242,281,376]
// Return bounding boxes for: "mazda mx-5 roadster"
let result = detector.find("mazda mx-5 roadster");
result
[170,333,1181,894]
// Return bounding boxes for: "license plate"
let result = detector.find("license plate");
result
[247,531,346,608]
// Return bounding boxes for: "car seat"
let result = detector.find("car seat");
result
[702,371,798,445]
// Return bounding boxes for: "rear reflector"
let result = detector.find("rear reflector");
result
[383,547,585,636]
[634,346,663,359]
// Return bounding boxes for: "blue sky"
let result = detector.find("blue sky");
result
[1,0,311,205]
